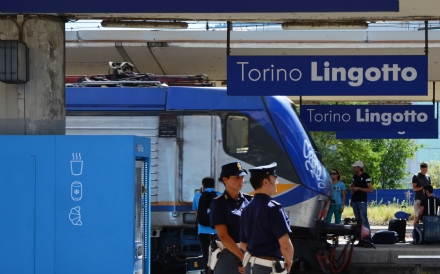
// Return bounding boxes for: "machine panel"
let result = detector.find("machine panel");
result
[0,155,36,274]
[0,135,151,274]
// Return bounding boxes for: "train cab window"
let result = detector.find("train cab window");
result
[226,116,249,154]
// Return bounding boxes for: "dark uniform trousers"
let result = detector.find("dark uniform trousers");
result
[244,263,273,274]
[215,249,241,274]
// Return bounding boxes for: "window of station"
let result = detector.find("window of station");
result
[226,116,249,154]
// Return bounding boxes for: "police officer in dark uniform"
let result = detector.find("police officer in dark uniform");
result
[240,163,293,274]
[210,162,252,274]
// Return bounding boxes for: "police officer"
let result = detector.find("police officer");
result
[240,163,293,274]
[210,162,252,274]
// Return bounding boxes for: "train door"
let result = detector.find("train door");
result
[181,115,220,202]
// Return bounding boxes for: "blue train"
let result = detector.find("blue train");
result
[65,64,360,273]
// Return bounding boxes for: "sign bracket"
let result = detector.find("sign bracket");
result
[226,21,231,57]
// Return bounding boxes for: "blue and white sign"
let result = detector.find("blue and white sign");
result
[227,56,427,96]
[0,0,398,13]
[300,105,436,132]
[336,130,438,139]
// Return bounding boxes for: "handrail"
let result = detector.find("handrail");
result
[173,139,180,217]
[215,139,221,190]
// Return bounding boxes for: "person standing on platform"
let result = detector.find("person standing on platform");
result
[193,177,221,274]
[240,162,293,274]
[210,162,252,274]
[350,160,373,248]
[326,169,346,224]
[412,162,432,220]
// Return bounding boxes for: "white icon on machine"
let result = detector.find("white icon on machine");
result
[69,206,82,226]
[70,153,83,176]
[71,181,82,201]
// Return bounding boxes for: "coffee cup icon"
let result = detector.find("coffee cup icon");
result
[71,153,83,175]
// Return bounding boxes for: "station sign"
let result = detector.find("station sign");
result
[227,55,427,96]
[336,129,438,139]
[300,105,436,132]
[0,0,398,13]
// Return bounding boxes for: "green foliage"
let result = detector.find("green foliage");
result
[427,159,440,188]
[310,127,421,189]
[372,139,419,189]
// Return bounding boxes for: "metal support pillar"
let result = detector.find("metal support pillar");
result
[227,21,232,56]
[0,16,65,134]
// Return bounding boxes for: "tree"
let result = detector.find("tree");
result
[372,139,419,189]
[427,159,440,188]
[311,131,421,189]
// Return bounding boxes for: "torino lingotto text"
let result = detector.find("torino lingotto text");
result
[305,109,429,126]
[237,61,417,86]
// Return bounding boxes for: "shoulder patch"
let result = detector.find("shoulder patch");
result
[243,193,253,200]
[214,194,225,200]
[242,194,253,202]
[270,200,281,206]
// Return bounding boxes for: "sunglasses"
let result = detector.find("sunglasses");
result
[330,172,338,175]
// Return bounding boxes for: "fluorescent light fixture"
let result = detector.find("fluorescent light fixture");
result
[0,40,29,84]
[101,20,188,29]
[282,21,368,30]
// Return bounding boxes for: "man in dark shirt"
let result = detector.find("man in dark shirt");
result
[350,160,373,248]
[192,177,221,274]
[412,162,431,220]
[414,185,440,224]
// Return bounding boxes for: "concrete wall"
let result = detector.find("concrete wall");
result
[0,16,65,134]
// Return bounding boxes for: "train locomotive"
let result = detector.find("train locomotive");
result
[66,62,364,273]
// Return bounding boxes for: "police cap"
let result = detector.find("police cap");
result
[249,162,277,178]
[219,162,248,180]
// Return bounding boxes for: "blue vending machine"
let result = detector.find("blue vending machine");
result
[0,135,151,274]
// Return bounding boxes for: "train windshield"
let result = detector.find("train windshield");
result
[263,96,332,196]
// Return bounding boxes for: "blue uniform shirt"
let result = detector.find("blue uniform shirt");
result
[192,188,221,234]
[240,193,292,260]
[210,190,252,242]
